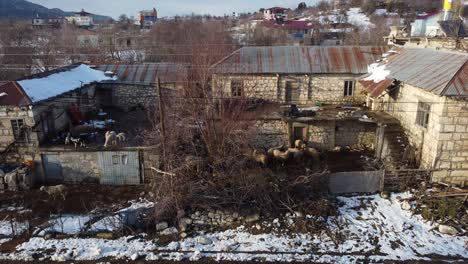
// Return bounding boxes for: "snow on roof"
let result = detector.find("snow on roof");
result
[17,64,115,103]
[363,63,390,83]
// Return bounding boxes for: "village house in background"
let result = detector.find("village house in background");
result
[66,9,94,28]
[386,0,467,51]
[135,8,158,29]
[263,7,289,23]
[0,63,187,186]
[32,16,65,28]
[361,48,468,186]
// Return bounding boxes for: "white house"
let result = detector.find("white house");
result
[410,11,443,37]
[263,7,289,22]
[67,9,94,28]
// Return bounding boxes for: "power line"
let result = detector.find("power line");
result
[15,94,468,107]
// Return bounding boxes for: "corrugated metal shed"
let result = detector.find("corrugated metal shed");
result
[213,46,389,74]
[96,63,188,85]
[362,48,468,97]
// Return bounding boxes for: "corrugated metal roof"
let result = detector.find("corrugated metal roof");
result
[96,63,188,85]
[213,46,389,74]
[0,82,31,106]
[360,79,394,98]
[366,48,468,97]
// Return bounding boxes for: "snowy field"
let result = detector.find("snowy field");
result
[0,193,466,263]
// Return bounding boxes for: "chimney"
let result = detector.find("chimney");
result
[443,0,454,21]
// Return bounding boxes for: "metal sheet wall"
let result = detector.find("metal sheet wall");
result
[97,151,141,185]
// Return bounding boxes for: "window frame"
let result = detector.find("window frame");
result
[344,80,355,97]
[416,102,431,128]
[11,119,26,142]
[231,79,244,97]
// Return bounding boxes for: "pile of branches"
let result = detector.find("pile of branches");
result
[412,183,468,232]
[147,98,329,220]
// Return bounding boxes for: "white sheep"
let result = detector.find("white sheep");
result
[252,149,269,166]
[40,185,68,200]
[104,131,117,147]
[4,171,18,191]
[116,132,126,142]
[272,149,290,161]
[294,140,307,150]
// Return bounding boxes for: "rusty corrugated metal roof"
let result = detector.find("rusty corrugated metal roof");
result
[359,79,394,98]
[364,48,468,97]
[0,82,31,106]
[96,63,188,85]
[213,46,389,74]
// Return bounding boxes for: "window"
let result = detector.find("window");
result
[112,155,120,165]
[231,80,243,97]
[10,119,27,142]
[416,102,431,128]
[122,155,128,165]
[344,80,355,97]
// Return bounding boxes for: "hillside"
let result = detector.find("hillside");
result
[0,0,113,22]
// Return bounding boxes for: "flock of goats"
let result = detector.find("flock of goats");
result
[63,123,127,149]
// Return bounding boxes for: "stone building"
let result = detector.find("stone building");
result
[0,63,187,185]
[212,46,388,105]
[361,48,468,185]
[95,63,188,111]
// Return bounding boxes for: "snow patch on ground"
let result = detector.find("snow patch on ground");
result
[337,193,467,261]
[0,221,29,237]
[36,215,90,236]
[0,194,466,263]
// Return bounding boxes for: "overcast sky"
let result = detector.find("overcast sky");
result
[29,0,321,18]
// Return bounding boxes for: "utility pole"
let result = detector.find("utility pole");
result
[156,78,167,168]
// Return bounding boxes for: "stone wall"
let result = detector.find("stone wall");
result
[0,106,39,163]
[213,74,279,101]
[305,121,336,150]
[252,119,289,149]
[213,73,367,105]
[97,83,158,111]
[37,150,100,183]
[335,121,376,148]
[433,97,468,185]
[254,119,377,151]
[141,149,160,184]
[310,74,367,103]
[302,120,375,150]
[383,84,468,185]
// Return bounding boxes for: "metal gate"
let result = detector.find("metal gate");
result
[97,151,141,185]
[42,154,64,183]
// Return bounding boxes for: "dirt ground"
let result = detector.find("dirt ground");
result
[325,150,377,172]
[0,184,147,253]
[0,184,146,217]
